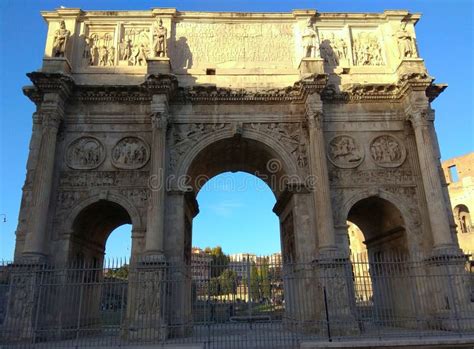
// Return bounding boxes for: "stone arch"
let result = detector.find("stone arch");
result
[339,188,419,253]
[64,192,143,234]
[174,126,302,194]
[64,192,143,265]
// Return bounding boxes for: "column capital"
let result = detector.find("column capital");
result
[40,111,63,130]
[150,112,168,130]
[306,110,323,130]
[407,108,434,127]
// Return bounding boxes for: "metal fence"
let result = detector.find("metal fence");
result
[1,253,474,348]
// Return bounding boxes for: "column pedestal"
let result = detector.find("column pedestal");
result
[126,261,168,341]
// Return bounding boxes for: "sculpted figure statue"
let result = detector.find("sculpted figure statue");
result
[153,19,168,57]
[395,22,416,58]
[52,20,70,57]
[302,19,320,58]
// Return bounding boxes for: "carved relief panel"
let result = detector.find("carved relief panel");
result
[119,26,152,66]
[351,28,385,66]
[66,137,105,169]
[369,135,406,168]
[318,29,349,67]
[248,123,308,169]
[327,135,364,168]
[111,137,150,169]
[82,25,117,67]
[173,22,295,69]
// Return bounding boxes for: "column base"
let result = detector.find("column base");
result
[313,256,360,337]
[41,57,72,74]
[147,57,171,74]
[298,58,324,77]
[125,259,169,342]
[396,58,427,77]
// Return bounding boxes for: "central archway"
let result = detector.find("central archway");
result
[164,134,316,337]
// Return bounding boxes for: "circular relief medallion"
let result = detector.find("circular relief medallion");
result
[111,137,150,169]
[66,137,105,170]
[369,135,406,168]
[327,135,364,168]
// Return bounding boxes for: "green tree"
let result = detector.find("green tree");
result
[219,269,237,295]
[105,265,129,280]
[249,263,261,301]
[205,246,230,278]
[259,262,271,301]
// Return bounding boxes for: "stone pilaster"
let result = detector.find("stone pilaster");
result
[408,108,459,256]
[145,96,169,261]
[305,93,337,255]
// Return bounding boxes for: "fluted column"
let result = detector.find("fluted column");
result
[23,108,63,259]
[409,109,457,253]
[145,95,168,260]
[306,93,337,254]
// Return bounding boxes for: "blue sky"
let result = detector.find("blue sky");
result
[0,0,473,260]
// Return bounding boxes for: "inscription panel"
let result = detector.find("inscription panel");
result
[172,22,296,69]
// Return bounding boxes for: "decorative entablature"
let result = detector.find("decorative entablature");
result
[176,73,327,104]
[23,73,178,105]
[23,70,445,109]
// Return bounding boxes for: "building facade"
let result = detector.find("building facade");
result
[442,153,474,252]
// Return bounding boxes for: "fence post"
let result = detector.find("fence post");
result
[74,272,85,347]
[32,266,45,343]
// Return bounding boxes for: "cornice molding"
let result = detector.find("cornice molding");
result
[322,72,440,103]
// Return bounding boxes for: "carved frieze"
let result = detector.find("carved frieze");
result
[59,171,150,188]
[329,169,414,186]
[369,135,406,168]
[112,137,150,169]
[327,135,364,168]
[120,189,149,207]
[66,137,105,170]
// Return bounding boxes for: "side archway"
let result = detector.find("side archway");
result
[64,193,143,265]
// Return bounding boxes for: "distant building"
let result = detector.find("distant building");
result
[229,253,257,279]
[191,247,212,281]
[442,153,474,253]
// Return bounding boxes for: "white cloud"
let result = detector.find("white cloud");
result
[204,200,244,217]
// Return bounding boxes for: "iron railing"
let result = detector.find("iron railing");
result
[0,253,474,348]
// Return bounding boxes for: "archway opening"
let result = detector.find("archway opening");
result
[65,200,133,333]
[191,172,282,321]
[70,200,132,267]
[347,196,412,326]
[172,135,302,332]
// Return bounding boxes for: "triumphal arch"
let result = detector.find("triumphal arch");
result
[5,6,474,346]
